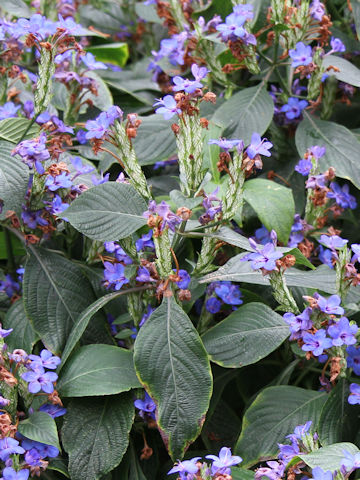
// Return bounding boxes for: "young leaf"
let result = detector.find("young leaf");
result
[134,295,213,460]
[235,385,327,466]
[212,84,274,145]
[243,179,295,244]
[18,412,60,450]
[202,302,289,368]
[62,393,134,480]
[3,299,38,353]
[0,141,30,220]
[87,43,129,67]
[61,182,147,241]
[57,345,141,397]
[296,113,360,189]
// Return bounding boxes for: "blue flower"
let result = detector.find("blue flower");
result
[351,244,360,263]
[191,64,209,82]
[280,97,308,120]
[0,274,20,299]
[327,183,357,209]
[103,262,129,291]
[348,383,360,405]
[318,246,334,269]
[283,308,313,340]
[153,95,181,120]
[242,241,283,271]
[295,158,312,176]
[19,436,59,458]
[172,76,203,93]
[81,52,107,70]
[286,421,312,441]
[246,133,273,159]
[214,282,243,306]
[330,37,346,53]
[341,449,360,471]
[255,461,285,480]
[136,267,156,283]
[327,317,358,346]
[12,132,50,174]
[49,195,69,216]
[175,270,191,290]
[278,440,300,463]
[21,210,48,230]
[28,349,61,370]
[206,297,222,314]
[302,329,332,356]
[206,447,242,475]
[139,305,155,327]
[310,0,325,21]
[319,234,348,250]
[21,370,58,394]
[254,226,272,245]
[0,438,25,461]
[45,172,73,191]
[289,42,313,68]
[71,156,95,175]
[0,101,21,120]
[1,467,29,480]
[310,467,333,480]
[136,231,154,251]
[208,138,243,151]
[134,392,156,419]
[85,112,112,139]
[346,346,360,375]
[39,403,67,418]
[315,293,344,315]
[168,457,201,479]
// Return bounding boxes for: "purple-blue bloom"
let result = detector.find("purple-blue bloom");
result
[348,383,360,405]
[280,97,308,120]
[278,441,300,463]
[295,158,313,176]
[346,346,360,375]
[255,461,285,480]
[327,183,357,209]
[283,308,313,340]
[341,449,360,471]
[28,349,61,370]
[208,138,243,151]
[139,305,155,327]
[0,438,25,461]
[1,467,29,480]
[242,242,283,271]
[175,270,191,290]
[318,246,334,269]
[167,457,201,479]
[39,403,67,418]
[310,467,333,480]
[0,101,21,120]
[85,112,112,140]
[351,244,360,264]
[214,282,243,306]
[327,317,358,346]
[310,0,325,21]
[81,52,107,70]
[12,132,50,174]
[136,267,156,283]
[21,210,48,230]
[134,392,156,419]
[289,42,313,68]
[206,297,222,314]
[315,293,344,315]
[19,436,59,458]
[21,369,58,394]
[319,234,348,250]
[153,95,181,120]
[45,172,73,191]
[103,262,129,291]
[172,76,203,93]
[246,133,273,159]
[330,37,346,53]
[136,231,154,251]
[206,447,242,475]
[302,329,332,356]
[286,421,312,441]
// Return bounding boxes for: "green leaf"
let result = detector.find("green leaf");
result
[134,296,213,460]
[81,71,113,112]
[62,393,134,480]
[318,379,360,445]
[87,43,129,67]
[134,2,162,23]
[60,291,130,370]
[48,458,70,478]
[202,302,289,368]
[212,84,274,145]
[200,256,336,293]
[134,115,177,166]
[57,344,141,397]
[3,299,38,353]
[235,386,327,467]
[0,118,40,143]
[0,0,30,17]
[61,182,147,242]
[231,468,256,480]
[296,113,360,189]
[18,412,60,450]
[23,247,109,353]
[322,55,360,87]
[0,141,30,220]
[352,1,360,40]
[290,442,360,472]
[243,179,295,244]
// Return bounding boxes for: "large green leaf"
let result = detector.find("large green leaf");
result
[134,296,213,460]
[243,179,295,244]
[3,299,38,353]
[318,379,360,445]
[295,113,360,189]
[60,291,131,369]
[134,115,177,166]
[57,344,140,397]
[235,386,327,466]
[202,302,289,368]
[0,0,30,17]
[0,141,30,220]
[200,256,336,293]
[62,182,147,241]
[212,84,274,145]
[22,247,109,353]
[18,412,60,450]
[322,55,360,87]
[62,393,134,480]
[0,118,39,143]
[87,43,129,67]
[289,442,360,472]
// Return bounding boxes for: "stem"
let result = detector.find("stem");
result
[3,228,15,275]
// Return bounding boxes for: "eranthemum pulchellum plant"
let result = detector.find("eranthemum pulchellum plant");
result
[1,0,360,479]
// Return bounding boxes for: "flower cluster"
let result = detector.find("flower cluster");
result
[205,281,243,314]
[21,349,60,394]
